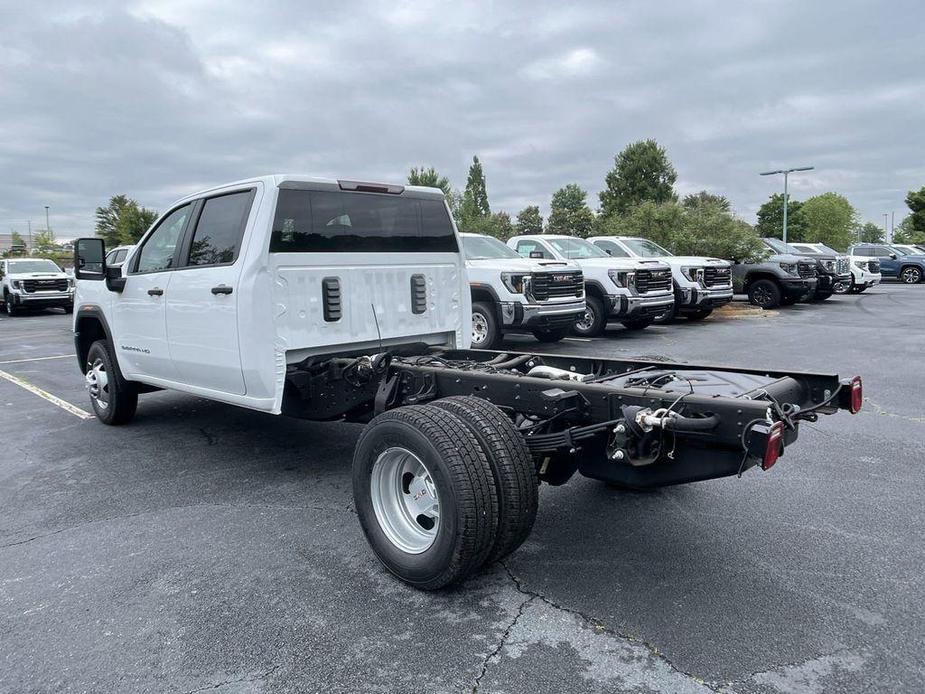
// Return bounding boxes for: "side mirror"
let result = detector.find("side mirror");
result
[889,253,897,260]
[529,251,544,259]
[75,238,105,280]
[604,248,613,256]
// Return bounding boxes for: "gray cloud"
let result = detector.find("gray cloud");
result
[1,0,923,239]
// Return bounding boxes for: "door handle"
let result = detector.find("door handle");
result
[211,285,233,295]
[148,287,164,296]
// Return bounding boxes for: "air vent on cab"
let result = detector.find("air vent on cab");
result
[322,277,342,322]
[410,274,427,314]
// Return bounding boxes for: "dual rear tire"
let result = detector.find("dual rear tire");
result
[352,397,538,590]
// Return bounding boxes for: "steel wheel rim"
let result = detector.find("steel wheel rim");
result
[85,357,110,410]
[370,447,440,554]
[471,312,489,346]
[575,305,596,332]
[901,268,920,283]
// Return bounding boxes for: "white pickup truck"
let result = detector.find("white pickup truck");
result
[1,257,75,316]
[507,234,674,335]
[73,175,862,590]
[587,236,733,322]
[460,233,584,348]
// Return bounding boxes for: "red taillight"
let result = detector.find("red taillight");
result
[761,421,784,471]
[849,376,863,414]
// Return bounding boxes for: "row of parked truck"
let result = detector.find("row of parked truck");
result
[461,232,925,349]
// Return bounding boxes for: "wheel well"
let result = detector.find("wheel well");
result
[75,316,108,373]
[744,272,779,291]
[584,282,606,302]
[470,287,496,307]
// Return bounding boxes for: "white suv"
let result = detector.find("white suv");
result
[588,236,732,322]
[507,235,673,336]
[790,242,881,294]
[1,257,75,316]
[461,233,584,348]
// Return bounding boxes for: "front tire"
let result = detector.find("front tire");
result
[572,295,606,337]
[470,301,500,350]
[900,266,923,284]
[748,279,782,309]
[85,340,138,425]
[353,405,499,590]
[4,292,19,316]
[531,327,569,343]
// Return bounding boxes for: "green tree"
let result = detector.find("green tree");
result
[599,139,677,218]
[755,193,809,241]
[593,200,684,250]
[407,166,452,198]
[857,222,884,244]
[10,230,26,254]
[546,184,594,238]
[893,215,925,244]
[677,204,765,262]
[682,191,731,213]
[33,229,57,254]
[458,156,491,225]
[459,211,514,241]
[95,195,158,246]
[904,185,925,235]
[802,192,856,251]
[514,206,544,235]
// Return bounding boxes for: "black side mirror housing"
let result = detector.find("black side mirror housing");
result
[105,265,126,292]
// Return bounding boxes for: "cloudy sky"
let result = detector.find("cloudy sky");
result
[2,0,923,239]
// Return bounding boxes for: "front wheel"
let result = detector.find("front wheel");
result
[900,266,923,284]
[3,292,19,316]
[620,317,654,330]
[470,301,500,349]
[531,327,569,343]
[353,405,499,590]
[833,281,850,295]
[748,279,782,309]
[572,295,606,337]
[85,340,138,425]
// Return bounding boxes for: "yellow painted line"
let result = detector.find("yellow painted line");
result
[0,369,94,420]
[0,354,72,365]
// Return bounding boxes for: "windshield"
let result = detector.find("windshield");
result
[792,243,838,255]
[8,259,62,273]
[622,238,672,257]
[763,238,798,254]
[462,235,521,260]
[548,237,609,259]
[896,245,925,255]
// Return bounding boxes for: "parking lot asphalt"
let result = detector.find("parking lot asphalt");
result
[1,285,923,694]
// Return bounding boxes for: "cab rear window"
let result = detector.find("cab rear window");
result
[270,190,458,253]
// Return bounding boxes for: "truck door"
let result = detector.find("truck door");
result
[113,204,193,381]
[164,188,257,395]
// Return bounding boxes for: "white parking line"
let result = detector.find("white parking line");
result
[0,354,72,365]
[563,337,593,342]
[0,369,93,420]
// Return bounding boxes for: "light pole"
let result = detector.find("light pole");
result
[44,206,50,235]
[759,166,814,244]
[883,213,889,242]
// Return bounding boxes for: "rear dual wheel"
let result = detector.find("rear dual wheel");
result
[353,397,537,590]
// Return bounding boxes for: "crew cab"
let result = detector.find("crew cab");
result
[460,233,584,349]
[848,243,925,284]
[731,246,817,309]
[587,236,732,322]
[507,234,674,336]
[761,237,850,301]
[791,242,881,294]
[73,175,862,591]
[1,257,75,316]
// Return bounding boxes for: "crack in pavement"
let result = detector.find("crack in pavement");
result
[471,591,537,693]
[493,561,720,692]
[182,664,281,694]
[862,398,925,424]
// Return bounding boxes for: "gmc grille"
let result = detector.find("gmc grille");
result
[702,267,732,287]
[634,269,672,294]
[22,279,68,293]
[530,271,584,302]
[798,263,817,279]
[868,260,880,273]
[837,257,850,274]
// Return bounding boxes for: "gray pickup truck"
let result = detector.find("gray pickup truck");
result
[731,248,818,309]
[761,238,850,301]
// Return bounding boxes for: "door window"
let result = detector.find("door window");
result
[134,205,192,274]
[186,190,254,266]
[595,239,631,257]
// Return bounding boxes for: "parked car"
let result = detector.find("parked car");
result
[730,247,817,309]
[587,236,732,322]
[507,234,674,336]
[891,244,925,257]
[762,238,850,301]
[71,174,862,590]
[0,257,75,316]
[105,244,135,268]
[848,243,925,284]
[790,242,881,294]
[460,233,584,348]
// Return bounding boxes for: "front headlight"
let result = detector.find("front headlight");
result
[680,266,704,283]
[779,262,798,276]
[608,269,633,288]
[501,272,528,294]
[853,260,867,269]
[10,280,21,290]
[68,278,76,288]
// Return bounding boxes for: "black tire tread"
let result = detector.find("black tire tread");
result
[87,340,138,425]
[432,396,538,564]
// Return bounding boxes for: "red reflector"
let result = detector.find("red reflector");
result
[761,421,784,471]
[849,376,863,414]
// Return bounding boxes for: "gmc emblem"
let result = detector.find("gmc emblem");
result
[551,274,572,282]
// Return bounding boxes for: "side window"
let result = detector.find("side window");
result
[598,240,630,257]
[873,246,890,257]
[114,250,127,264]
[135,204,192,274]
[186,190,254,267]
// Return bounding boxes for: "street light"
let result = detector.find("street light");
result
[759,166,814,244]
[44,206,50,235]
